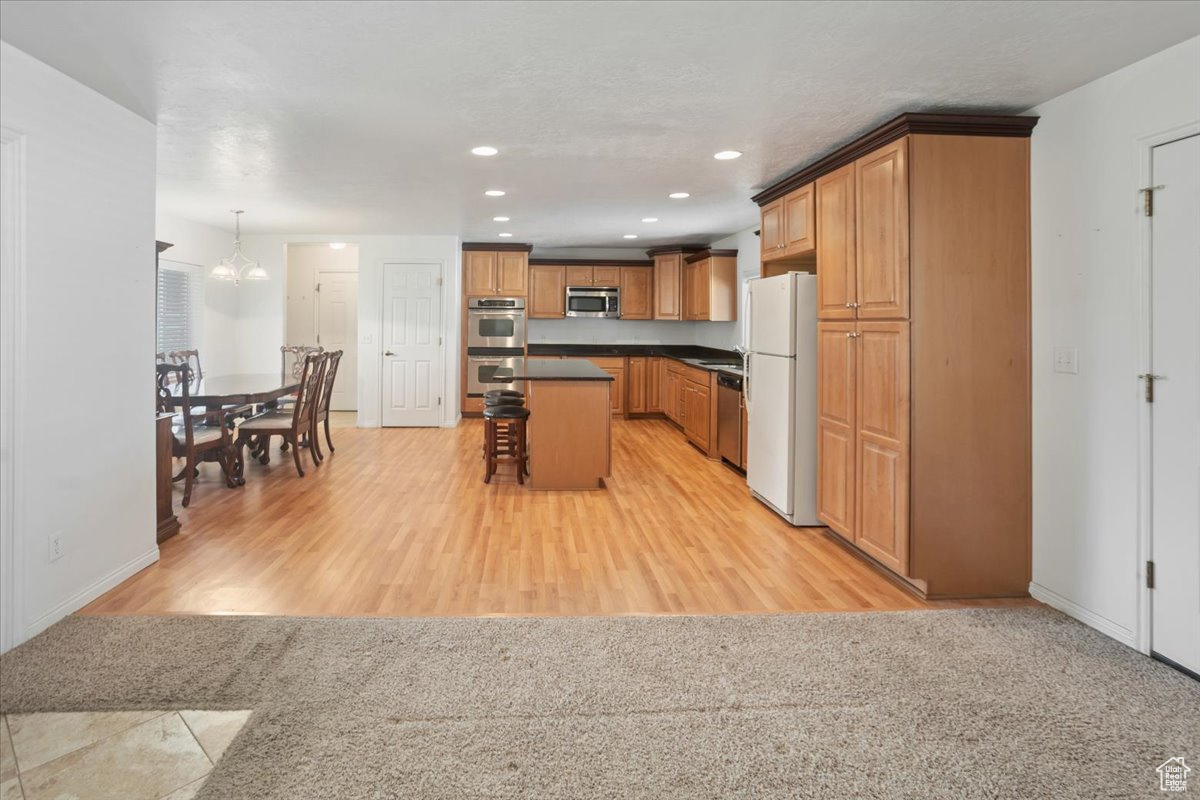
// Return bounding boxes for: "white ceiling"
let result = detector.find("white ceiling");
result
[3,1,1199,248]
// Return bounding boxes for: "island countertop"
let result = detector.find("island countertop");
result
[512,358,614,382]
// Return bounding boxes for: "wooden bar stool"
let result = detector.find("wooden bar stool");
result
[483,390,524,458]
[483,404,530,484]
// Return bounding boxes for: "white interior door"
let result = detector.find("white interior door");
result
[316,271,358,410]
[381,263,442,427]
[1150,133,1200,676]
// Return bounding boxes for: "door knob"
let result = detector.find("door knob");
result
[384,350,395,356]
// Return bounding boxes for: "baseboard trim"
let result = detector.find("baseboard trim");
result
[1028,582,1136,648]
[24,546,160,640]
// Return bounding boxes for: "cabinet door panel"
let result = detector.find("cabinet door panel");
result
[593,266,621,287]
[528,266,565,318]
[620,268,653,320]
[565,266,593,286]
[784,184,816,254]
[627,357,646,413]
[496,252,528,296]
[816,165,856,319]
[654,254,682,320]
[855,138,909,319]
[607,367,625,415]
[646,357,662,412]
[691,259,711,321]
[817,322,857,537]
[464,251,497,296]
[760,198,785,261]
[855,321,909,573]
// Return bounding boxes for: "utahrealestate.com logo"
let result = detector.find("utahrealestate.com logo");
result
[1158,757,1191,792]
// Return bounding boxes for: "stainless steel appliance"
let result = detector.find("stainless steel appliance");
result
[466,297,526,353]
[717,372,743,467]
[565,286,620,318]
[466,354,525,396]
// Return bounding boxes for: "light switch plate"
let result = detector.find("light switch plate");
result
[1053,347,1079,374]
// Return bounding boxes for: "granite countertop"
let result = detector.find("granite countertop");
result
[512,358,613,381]
[527,344,744,376]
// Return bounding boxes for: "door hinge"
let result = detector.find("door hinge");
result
[437,277,443,287]
[1146,560,1155,589]
[315,282,321,292]
[1138,373,1164,403]
[438,397,442,406]
[1139,185,1165,216]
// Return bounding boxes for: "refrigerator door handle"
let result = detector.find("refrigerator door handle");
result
[745,352,751,407]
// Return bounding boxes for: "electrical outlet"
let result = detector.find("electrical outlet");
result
[49,533,63,562]
[1053,347,1078,374]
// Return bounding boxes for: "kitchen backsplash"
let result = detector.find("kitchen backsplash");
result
[528,318,738,349]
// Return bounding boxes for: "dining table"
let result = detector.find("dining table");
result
[164,373,301,485]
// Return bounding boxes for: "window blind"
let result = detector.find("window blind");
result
[156,265,200,355]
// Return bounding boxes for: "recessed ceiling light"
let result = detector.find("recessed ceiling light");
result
[623,234,638,239]
[713,150,743,160]
[498,232,513,238]
[641,217,658,223]
[668,192,690,199]
[328,242,347,250]
[493,216,510,222]
[471,146,499,156]
[484,189,506,197]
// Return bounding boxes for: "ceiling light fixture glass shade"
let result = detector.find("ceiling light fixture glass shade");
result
[484,189,506,197]
[492,216,510,222]
[472,146,499,156]
[498,232,513,238]
[641,217,658,223]
[668,192,690,199]
[713,150,743,160]
[211,210,267,285]
[329,242,347,250]
[623,234,638,239]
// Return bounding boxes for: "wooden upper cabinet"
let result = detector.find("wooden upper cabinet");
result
[620,267,653,320]
[496,251,528,296]
[464,251,498,295]
[593,266,620,287]
[627,357,647,414]
[817,322,857,539]
[528,265,565,318]
[565,266,593,286]
[464,248,528,296]
[816,164,857,319]
[760,198,785,260]
[682,252,737,322]
[653,253,682,320]
[855,321,909,574]
[783,183,816,254]
[855,138,909,319]
[684,258,710,321]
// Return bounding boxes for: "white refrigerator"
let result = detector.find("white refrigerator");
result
[745,273,820,526]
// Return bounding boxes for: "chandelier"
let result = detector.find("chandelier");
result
[211,210,268,284]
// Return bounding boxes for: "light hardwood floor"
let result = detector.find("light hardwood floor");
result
[84,418,1035,617]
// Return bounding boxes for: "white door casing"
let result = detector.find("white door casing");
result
[1148,133,1200,675]
[380,263,443,427]
[316,270,358,411]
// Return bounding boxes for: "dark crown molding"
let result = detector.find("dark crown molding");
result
[644,245,707,257]
[750,112,1039,206]
[462,242,534,252]
[685,248,738,263]
[529,258,653,268]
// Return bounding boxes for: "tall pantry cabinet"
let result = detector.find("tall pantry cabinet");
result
[757,113,1037,599]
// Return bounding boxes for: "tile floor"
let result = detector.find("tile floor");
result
[1,709,251,800]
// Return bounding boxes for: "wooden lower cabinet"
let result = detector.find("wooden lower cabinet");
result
[681,380,710,451]
[627,357,647,413]
[664,368,682,423]
[646,357,662,412]
[853,322,909,574]
[567,357,625,415]
[817,322,857,540]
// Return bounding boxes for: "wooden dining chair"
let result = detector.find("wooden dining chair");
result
[280,345,323,381]
[156,363,240,507]
[309,350,343,464]
[237,352,328,478]
[168,349,203,380]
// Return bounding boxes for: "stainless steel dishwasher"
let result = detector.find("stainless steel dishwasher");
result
[716,372,743,466]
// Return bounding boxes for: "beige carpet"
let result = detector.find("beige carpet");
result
[1,608,1196,799]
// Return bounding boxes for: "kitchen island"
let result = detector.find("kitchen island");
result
[513,358,613,489]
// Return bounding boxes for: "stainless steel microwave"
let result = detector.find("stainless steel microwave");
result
[566,286,620,318]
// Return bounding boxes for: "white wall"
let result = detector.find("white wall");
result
[154,212,239,376]
[237,234,461,428]
[1029,36,1200,648]
[0,42,158,649]
[285,242,359,348]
